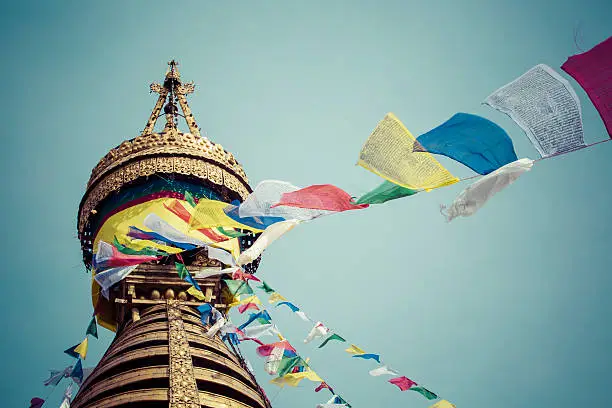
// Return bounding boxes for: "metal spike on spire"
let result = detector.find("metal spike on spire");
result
[141,60,201,137]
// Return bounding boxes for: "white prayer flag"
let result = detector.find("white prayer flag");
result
[243,323,279,338]
[237,220,300,265]
[304,322,329,344]
[369,365,400,377]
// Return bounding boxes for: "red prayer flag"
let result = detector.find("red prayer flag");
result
[389,376,417,391]
[256,340,296,357]
[562,36,612,136]
[315,381,331,392]
[271,184,369,212]
[238,302,260,314]
[233,270,261,282]
[165,200,229,242]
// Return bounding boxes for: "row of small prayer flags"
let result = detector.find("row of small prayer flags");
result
[260,282,453,405]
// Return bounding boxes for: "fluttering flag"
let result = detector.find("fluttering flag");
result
[207,246,237,267]
[243,323,279,338]
[485,64,585,157]
[389,376,417,391]
[410,386,438,400]
[224,280,253,296]
[187,286,206,300]
[94,265,139,297]
[239,180,330,220]
[197,304,213,324]
[224,204,285,230]
[441,158,534,221]
[144,213,208,247]
[29,398,45,408]
[417,113,518,175]
[113,236,167,257]
[184,190,197,207]
[355,181,418,205]
[318,334,346,348]
[345,344,366,355]
[237,220,300,265]
[264,346,285,375]
[277,356,306,377]
[277,301,300,312]
[238,302,260,313]
[74,337,89,360]
[206,316,226,337]
[189,199,265,232]
[43,366,72,387]
[175,262,188,279]
[217,227,246,238]
[93,241,160,270]
[232,269,260,282]
[59,384,73,408]
[272,184,368,212]
[562,36,612,136]
[70,359,83,383]
[183,271,201,291]
[358,113,459,190]
[239,311,271,330]
[369,365,399,377]
[430,400,456,408]
[316,404,347,408]
[258,281,275,294]
[195,266,239,279]
[315,381,333,393]
[127,226,197,251]
[304,322,330,343]
[353,353,381,363]
[295,310,310,321]
[270,370,323,387]
[256,340,297,357]
[86,317,98,339]
[268,292,287,304]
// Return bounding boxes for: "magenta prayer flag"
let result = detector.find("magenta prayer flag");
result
[315,381,333,392]
[271,184,369,212]
[389,376,417,391]
[256,340,296,357]
[562,36,612,136]
[30,398,45,408]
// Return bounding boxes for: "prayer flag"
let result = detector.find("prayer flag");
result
[277,301,300,312]
[304,322,329,343]
[144,213,208,247]
[59,384,73,408]
[70,359,83,383]
[197,304,213,324]
[410,386,438,400]
[189,199,264,232]
[43,367,71,387]
[353,353,381,363]
[369,365,399,377]
[268,292,287,304]
[277,356,305,377]
[243,323,279,338]
[441,158,534,221]
[232,269,260,282]
[358,113,459,190]
[270,370,323,387]
[417,113,518,175]
[94,240,160,270]
[239,180,330,220]
[113,236,167,257]
[184,271,201,291]
[295,311,310,321]
[238,303,260,313]
[355,181,418,205]
[184,190,197,207]
[389,376,417,391]
[258,281,275,294]
[217,227,247,238]
[29,398,45,408]
[562,36,612,136]
[430,400,456,408]
[271,184,368,212]
[319,334,346,348]
[257,340,297,357]
[237,220,300,266]
[86,317,98,339]
[187,286,206,300]
[94,265,138,296]
[345,344,366,355]
[206,316,226,337]
[485,64,585,157]
[74,337,89,360]
[264,346,285,375]
[175,262,188,279]
[315,381,333,393]
[224,280,253,296]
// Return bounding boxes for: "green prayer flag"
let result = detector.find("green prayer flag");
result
[409,386,438,400]
[184,191,197,207]
[277,356,304,377]
[217,227,247,238]
[86,317,98,339]
[113,236,167,257]
[318,333,346,348]
[175,262,189,279]
[258,281,275,294]
[224,280,254,296]
[355,181,418,205]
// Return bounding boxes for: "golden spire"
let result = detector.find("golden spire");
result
[142,60,201,136]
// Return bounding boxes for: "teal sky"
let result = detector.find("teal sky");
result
[1,1,610,407]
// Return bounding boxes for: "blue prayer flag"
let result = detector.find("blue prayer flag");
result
[70,359,83,383]
[277,301,300,312]
[417,113,518,175]
[353,353,381,363]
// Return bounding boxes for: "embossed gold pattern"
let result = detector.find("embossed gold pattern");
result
[167,300,200,408]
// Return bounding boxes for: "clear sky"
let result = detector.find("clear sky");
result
[1,1,610,407]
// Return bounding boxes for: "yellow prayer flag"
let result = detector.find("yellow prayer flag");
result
[239,295,262,305]
[187,286,206,300]
[270,370,323,387]
[74,337,89,360]
[190,199,263,233]
[345,344,366,355]
[268,292,287,304]
[430,400,456,408]
[358,113,459,190]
